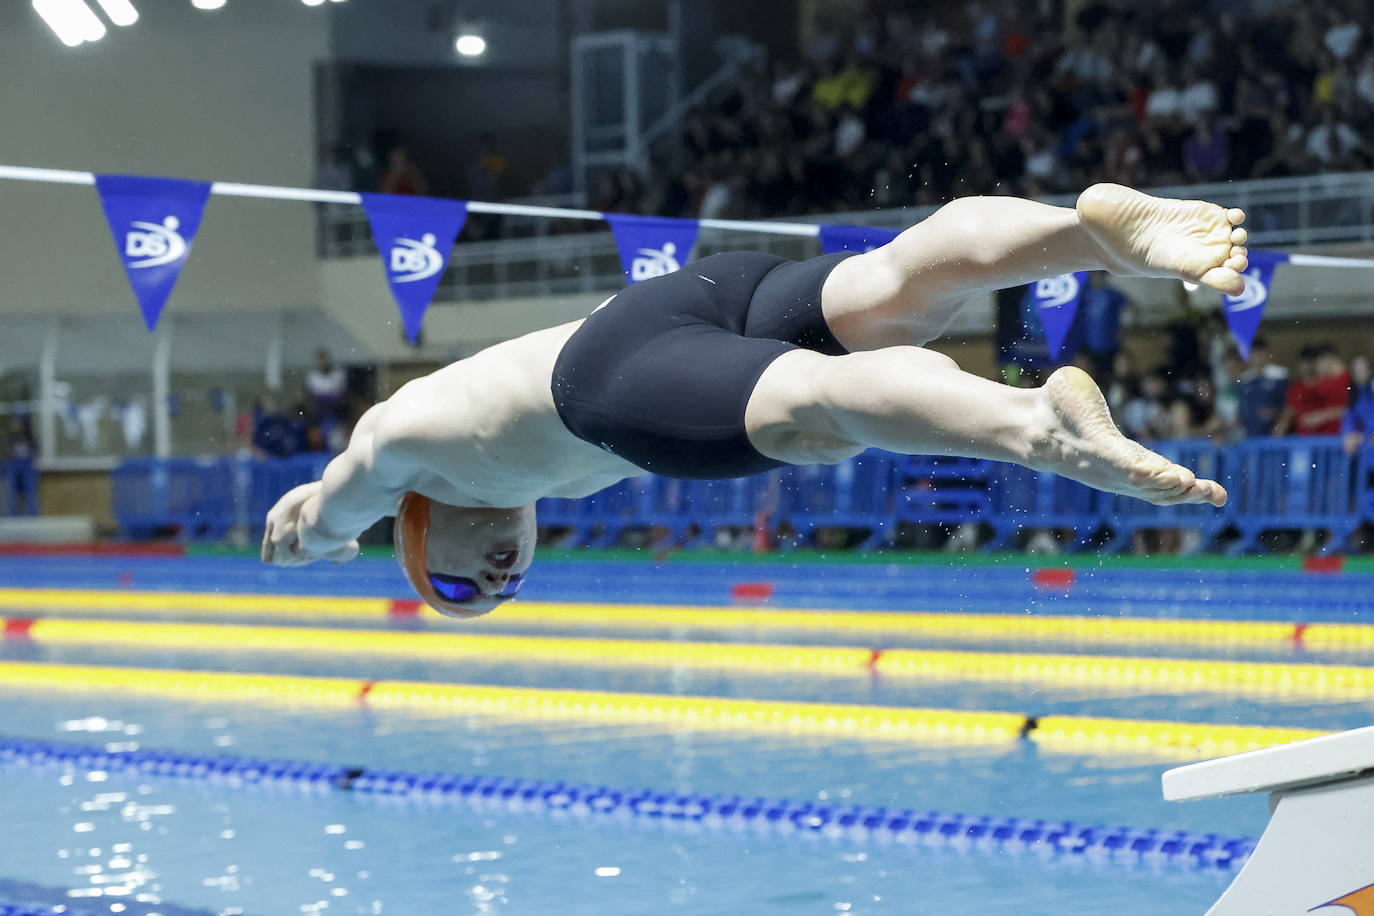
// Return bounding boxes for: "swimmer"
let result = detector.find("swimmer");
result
[262,184,1247,617]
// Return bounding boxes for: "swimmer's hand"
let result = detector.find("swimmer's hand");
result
[261,481,361,567]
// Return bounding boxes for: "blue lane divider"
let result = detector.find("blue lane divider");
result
[0,736,1255,873]
[0,906,98,916]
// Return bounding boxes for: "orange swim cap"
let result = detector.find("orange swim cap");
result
[393,491,487,618]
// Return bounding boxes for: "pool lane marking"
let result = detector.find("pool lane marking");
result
[0,660,1328,759]
[8,617,1374,697]
[4,587,1371,649]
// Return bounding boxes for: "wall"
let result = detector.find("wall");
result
[0,1,329,322]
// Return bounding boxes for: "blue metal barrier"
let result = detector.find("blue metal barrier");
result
[1226,437,1362,555]
[113,454,330,541]
[114,437,1372,553]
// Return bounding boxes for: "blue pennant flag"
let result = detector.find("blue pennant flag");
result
[360,194,469,343]
[94,175,213,330]
[1032,271,1089,360]
[604,214,699,283]
[1221,250,1288,360]
[817,224,901,254]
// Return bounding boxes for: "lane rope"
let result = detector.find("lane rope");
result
[0,736,1256,873]
[0,661,1327,758]
[9,617,1374,697]
[6,587,1372,649]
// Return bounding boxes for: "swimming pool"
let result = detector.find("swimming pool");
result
[0,552,1368,915]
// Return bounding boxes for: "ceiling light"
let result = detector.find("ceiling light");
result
[92,0,137,26]
[191,0,226,9]
[33,0,106,46]
[455,33,486,57]
[301,0,326,6]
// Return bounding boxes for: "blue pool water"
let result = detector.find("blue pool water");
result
[0,554,1370,915]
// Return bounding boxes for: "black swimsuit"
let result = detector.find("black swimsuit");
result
[551,251,853,479]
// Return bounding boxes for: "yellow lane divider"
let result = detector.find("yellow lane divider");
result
[0,660,1326,758]
[11,617,1374,697]
[3,587,1364,649]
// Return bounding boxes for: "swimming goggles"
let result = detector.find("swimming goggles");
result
[426,571,524,602]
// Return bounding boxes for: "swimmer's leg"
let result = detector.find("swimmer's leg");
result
[744,348,1226,508]
[820,184,1249,351]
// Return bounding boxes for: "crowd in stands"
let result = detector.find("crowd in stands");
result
[246,350,356,460]
[603,0,1374,220]
[1017,272,1374,455]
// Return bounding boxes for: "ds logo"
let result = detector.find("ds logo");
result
[124,216,187,270]
[1224,267,1267,311]
[1034,273,1081,308]
[630,242,681,282]
[389,233,444,283]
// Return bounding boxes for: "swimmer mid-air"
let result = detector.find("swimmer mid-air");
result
[262,183,1248,617]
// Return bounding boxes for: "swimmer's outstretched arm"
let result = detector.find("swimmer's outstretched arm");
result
[261,402,416,566]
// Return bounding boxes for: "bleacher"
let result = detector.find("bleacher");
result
[107,436,1372,555]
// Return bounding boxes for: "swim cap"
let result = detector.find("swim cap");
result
[394,491,487,618]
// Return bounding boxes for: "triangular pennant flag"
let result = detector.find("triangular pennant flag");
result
[1222,250,1288,360]
[817,224,901,254]
[1032,271,1089,360]
[604,214,699,283]
[94,175,213,330]
[360,194,469,343]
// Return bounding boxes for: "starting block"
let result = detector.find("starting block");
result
[1165,725,1374,915]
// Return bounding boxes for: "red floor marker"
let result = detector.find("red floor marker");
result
[388,599,422,617]
[2,618,35,639]
[357,680,376,701]
[730,582,775,601]
[1291,623,1310,645]
[1031,568,1076,589]
[1302,556,1345,574]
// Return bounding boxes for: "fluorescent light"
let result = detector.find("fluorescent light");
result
[191,0,225,9]
[455,33,486,56]
[33,0,106,46]
[92,0,137,26]
[301,0,326,6]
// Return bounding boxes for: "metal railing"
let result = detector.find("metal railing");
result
[317,172,1374,304]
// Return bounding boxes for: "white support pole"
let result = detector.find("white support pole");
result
[265,313,284,392]
[37,318,59,465]
[152,316,173,459]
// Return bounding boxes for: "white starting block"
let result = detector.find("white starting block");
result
[1164,725,1374,915]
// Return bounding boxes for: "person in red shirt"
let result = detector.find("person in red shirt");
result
[1277,344,1350,436]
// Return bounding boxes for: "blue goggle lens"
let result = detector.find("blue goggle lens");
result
[427,572,523,602]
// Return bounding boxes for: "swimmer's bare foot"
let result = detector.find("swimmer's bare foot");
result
[1077,183,1250,296]
[1031,366,1227,508]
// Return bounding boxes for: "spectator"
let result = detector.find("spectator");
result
[1077,271,1134,376]
[466,134,508,201]
[379,146,428,196]
[1122,372,1169,440]
[1342,354,1374,453]
[1277,344,1350,435]
[1183,114,1230,182]
[1235,339,1290,438]
[305,349,347,421]
[1305,106,1364,166]
[4,415,37,516]
[251,394,305,459]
